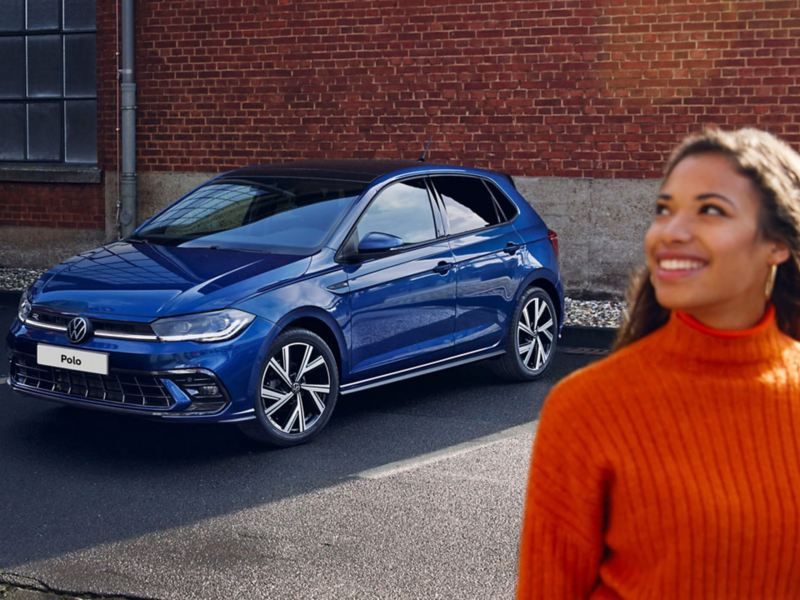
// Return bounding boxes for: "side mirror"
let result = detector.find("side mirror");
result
[357,232,404,254]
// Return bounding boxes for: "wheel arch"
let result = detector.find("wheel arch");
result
[518,273,563,331]
[271,309,347,377]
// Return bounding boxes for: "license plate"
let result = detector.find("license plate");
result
[37,344,109,376]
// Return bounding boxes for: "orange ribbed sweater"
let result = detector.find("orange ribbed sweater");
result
[517,306,800,599]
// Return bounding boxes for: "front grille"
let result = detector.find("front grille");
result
[28,310,70,327]
[10,353,174,409]
[27,308,155,338]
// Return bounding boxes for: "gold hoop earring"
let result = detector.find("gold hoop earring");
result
[765,264,778,299]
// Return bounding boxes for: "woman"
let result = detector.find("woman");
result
[517,128,800,599]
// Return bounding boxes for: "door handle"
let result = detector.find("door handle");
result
[503,242,521,255]
[433,261,453,274]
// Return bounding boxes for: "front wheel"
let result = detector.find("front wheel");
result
[492,286,558,381]
[238,328,339,447]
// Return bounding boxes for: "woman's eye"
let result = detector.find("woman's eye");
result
[700,204,725,216]
[655,203,669,216]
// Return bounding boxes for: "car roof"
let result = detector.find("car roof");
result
[221,160,429,183]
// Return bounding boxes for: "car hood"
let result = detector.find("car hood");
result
[32,241,312,319]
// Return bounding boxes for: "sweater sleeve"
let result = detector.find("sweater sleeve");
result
[517,378,611,599]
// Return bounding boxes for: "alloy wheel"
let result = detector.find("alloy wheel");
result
[260,341,332,435]
[517,296,555,372]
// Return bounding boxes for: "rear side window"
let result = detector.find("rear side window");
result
[485,180,519,222]
[432,176,507,235]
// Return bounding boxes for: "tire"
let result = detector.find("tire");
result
[492,286,558,381]
[238,328,339,447]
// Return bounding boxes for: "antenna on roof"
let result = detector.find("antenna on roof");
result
[417,139,432,162]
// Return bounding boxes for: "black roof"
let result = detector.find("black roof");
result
[220,160,425,183]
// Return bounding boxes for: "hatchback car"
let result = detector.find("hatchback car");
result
[7,160,562,445]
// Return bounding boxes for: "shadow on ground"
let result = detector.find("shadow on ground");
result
[0,298,593,570]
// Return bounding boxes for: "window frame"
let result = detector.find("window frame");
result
[337,176,444,263]
[428,174,519,238]
[0,0,98,180]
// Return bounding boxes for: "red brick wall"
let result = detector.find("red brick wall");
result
[4,0,800,229]
[123,0,800,178]
[0,183,104,228]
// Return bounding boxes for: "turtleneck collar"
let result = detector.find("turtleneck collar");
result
[650,304,792,366]
[674,304,776,339]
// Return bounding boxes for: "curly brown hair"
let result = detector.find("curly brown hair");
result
[614,128,800,350]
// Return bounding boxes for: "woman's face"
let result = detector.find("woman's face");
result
[645,152,789,328]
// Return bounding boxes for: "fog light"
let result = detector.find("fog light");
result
[200,384,219,396]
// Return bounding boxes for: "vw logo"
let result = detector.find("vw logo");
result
[66,317,90,344]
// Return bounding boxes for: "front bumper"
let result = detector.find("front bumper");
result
[6,315,274,423]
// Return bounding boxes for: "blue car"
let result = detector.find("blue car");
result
[6,161,562,445]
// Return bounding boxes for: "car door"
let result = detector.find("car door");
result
[344,178,456,378]
[429,175,525,353]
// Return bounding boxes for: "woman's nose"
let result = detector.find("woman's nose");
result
[659,213,693,243]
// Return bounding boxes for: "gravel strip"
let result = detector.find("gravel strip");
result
[563,296,623,329]
[0,268,624,329]
[0,268,43,294]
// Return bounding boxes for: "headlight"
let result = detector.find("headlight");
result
[151,309,255,342]
[17,288,32,322]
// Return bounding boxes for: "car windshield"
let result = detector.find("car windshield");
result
[132,177,367,253]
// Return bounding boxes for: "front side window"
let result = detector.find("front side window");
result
[355,179,437,246]
[134,178,367,253]
[431,176,506,235]
[0,0,97,164]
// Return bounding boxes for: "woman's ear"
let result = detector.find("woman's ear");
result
[770,242,791,266]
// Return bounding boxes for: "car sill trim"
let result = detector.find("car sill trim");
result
[340,345,503,395]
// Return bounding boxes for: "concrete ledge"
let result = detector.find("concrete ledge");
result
[0,226,105,269]
[0,163,102,184]
[513,176,658,299]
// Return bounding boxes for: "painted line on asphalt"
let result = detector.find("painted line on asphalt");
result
[356,420,538,480]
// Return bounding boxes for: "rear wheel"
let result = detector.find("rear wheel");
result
[238,328,339,447]
[492,286,558,381]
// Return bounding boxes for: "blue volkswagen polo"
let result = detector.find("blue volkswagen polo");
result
[6,161,562,445]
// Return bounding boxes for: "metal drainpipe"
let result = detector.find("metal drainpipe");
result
[119,0,137,238]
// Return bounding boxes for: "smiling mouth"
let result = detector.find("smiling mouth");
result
[658,259,706,271]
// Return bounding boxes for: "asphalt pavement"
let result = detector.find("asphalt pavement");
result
[0,293,602,600]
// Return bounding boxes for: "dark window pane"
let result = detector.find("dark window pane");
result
[0,37,25,98]
[63,0,95,30]
[65,99,96,163]
[27,0,60,30]
[357,180,436,245]
[28,102,62,160]
[28,35,63,97]
[65,34,95,96]
[0,0,24,31]
[433,176,501,235]
[484,181,518,221]
[0,104,26,160]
